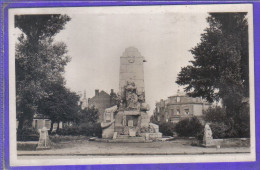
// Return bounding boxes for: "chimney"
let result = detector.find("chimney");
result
[111,89,114,94]
[83,90,86,99]
[95,89,99,96]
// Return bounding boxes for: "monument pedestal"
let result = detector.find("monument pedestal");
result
[36,127,51,150]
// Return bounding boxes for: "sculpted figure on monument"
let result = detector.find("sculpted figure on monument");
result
[138,92,145,103]
[126,91,139,110]
[125,81,136,91]
[125,81,140,110]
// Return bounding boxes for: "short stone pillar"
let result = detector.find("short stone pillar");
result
[36,127,51,150]
[202,123,214,147]
[101,105,117,138]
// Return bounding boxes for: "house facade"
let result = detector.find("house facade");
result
[88,89,117,122]
[153,90,211,124]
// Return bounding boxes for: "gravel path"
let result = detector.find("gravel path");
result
[17,139,250,156]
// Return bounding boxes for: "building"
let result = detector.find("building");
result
[88,89,117,122]
[32,114,52,130]
[153,90,212,124]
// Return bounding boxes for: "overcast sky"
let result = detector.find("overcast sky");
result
[52,10,209,114]
[12,6,212,114]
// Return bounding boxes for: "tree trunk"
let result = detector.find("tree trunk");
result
[57,121,60,131]
[17,116,25,133]
[50,121,54,133]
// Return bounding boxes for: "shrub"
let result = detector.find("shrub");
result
[17,127,39,141]
[56,123,102,137]
[234,104,250,138]
[175,116,203,138]
[159,122,175,136]
[92,123,102,138]
[79,122,102,137]
[209,122,229,139]
[203,105,250,138]
[56,126,80,136]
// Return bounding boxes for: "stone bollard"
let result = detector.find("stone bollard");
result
[202,123,214,147]
[36,127,51,150]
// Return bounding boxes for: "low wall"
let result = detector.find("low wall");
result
[212,138,250,147]
[17,141,38,151]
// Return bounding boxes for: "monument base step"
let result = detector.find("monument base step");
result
[36,146,51,150]
[110,136,150,143]
[116,135,138,139]
[94,137,152,143]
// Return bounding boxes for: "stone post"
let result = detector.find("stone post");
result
[36,127,51,150]
[202,123,214,147]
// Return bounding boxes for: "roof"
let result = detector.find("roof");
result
[33,114,50,119]
[89,90,111,101]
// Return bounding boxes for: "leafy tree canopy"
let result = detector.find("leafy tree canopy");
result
[37,83,80,131]
[15,14,71,130]
[78,107,99,124]
[15,15,70,44]
[176,13,249,115]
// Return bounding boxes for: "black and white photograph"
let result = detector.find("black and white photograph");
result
[8,4,255,166]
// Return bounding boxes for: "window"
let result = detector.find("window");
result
[171,109,174,116]
[177,97,180,102]
[185,109,190,115]
[176,109,180,115]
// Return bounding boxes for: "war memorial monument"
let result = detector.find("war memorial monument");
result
[101,47,162,142]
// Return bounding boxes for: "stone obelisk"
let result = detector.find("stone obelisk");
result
[119,47,146,99]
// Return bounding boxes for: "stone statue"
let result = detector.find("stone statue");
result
[122,116,126,126]
[138,92,145,102]
[125,81,140,110]
[126,91,139,110]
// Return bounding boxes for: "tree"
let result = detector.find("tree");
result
[37,83,80,132]
[203,106,228,123]
[78,106,99,124]
[176,13,249,116]
[15,15,71,131]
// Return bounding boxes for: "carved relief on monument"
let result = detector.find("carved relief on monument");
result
[125,81,139,110]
